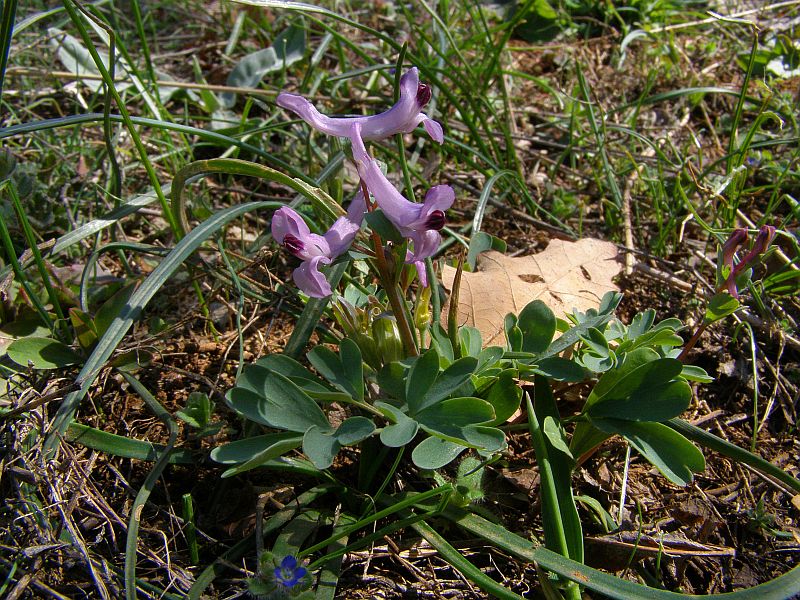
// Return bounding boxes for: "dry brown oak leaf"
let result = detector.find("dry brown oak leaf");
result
[441,239,622,347]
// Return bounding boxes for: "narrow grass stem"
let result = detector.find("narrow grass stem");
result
[299,484,452,560]
[0,186,55,331]
[6,182,66,325]
[62,0,180,236]
[0,0,17,100]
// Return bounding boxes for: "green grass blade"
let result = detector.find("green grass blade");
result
[119,373,177,600]
[45,200,277,452]
[0,0,16,99]
[445,508,800,599]
[61,0,178,235]
[668,418,800,493]
[66,422,194,463]
[0,114,313,181]
[170,158,342,238]
[531,546,800,600]
[411,519,524,600]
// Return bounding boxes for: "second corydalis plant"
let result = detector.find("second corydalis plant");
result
[719,225,776,297]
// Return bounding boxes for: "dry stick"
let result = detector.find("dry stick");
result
[648,0,800,34]
[621,175,635,276]
[6,67,277,97]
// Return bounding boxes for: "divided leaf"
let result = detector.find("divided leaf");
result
[592,419,705,486]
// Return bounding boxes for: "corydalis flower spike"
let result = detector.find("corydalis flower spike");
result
[350,123,453,286]
[721,225,776,298]
[271,195,366,298]
[277,67,444,143]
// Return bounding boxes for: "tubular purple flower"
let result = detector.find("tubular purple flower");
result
[277,67,444,143]
[735,225,776,273]
[271,193,366,298]
[350,123,453,286]
[721,228,748,270]
[721,225,776,298]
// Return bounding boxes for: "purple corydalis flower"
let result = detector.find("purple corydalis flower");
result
[720,225,776,297]
[721,228,748,270]
[350,123,454,286]
[277,67,444,143]
[272,194,366,298]
[274,555,307,589]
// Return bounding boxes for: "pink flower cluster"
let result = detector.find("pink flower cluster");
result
[272,68,453,297]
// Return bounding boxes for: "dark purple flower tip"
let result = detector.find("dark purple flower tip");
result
[732,224,777,277]
[416,83,432,107]
[282,234,305,257]
[721,228,748,268]
[750,225,776,256]
[425,210,446,231]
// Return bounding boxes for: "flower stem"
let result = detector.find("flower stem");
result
[677,321,708,363]
[362,181,418,357]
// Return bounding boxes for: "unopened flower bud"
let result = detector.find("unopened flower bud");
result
[372,314,403,365]
[733,225,777,277]
[414,285,432,330]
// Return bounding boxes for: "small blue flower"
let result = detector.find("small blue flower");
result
[274,556,307,590]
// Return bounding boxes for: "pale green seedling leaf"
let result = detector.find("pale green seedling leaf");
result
[681,364,714,383]
[7,336,82,369]
[69,308,98,351]
[176,392,212,429]
[411,436,467,469]
[221,24,305,108]
[704,292,740,324]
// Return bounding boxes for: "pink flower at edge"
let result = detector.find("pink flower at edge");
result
[271,194,366,298]
[277,67,444,143]
[721,225,776,298]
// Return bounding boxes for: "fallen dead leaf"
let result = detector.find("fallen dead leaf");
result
[442,239,622,346]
